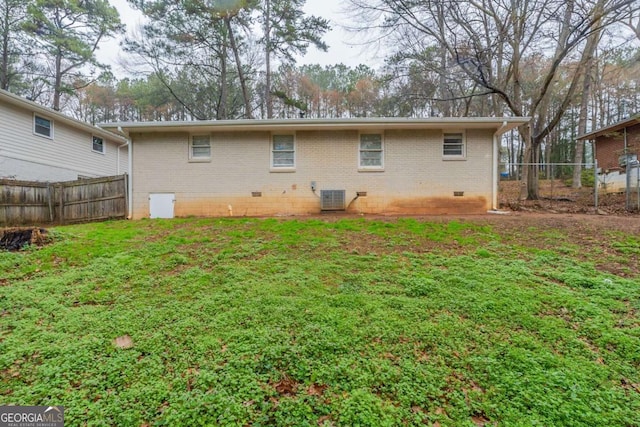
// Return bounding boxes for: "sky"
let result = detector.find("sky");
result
[98,0,380,78]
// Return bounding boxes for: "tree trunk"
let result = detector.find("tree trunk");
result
[437,10,450,116]
[527,140,540,200]
[264,0,273,118]
[225,16,253,119]
[1,25,9,90]
[218,33,228,120]
[573,102,588,187]
[53,52,63,111]
[573,7,603,187]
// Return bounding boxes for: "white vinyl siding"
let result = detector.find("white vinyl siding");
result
[1,101,125,181]
[359,134,383,169]
[271,135,295,169]
[34,115,53,139]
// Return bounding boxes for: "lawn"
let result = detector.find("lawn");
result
[1,216,639,426]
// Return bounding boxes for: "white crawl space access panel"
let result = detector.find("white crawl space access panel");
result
[149,193,175,218]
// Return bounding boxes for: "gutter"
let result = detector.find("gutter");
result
[492,121,509,211]
[118,126,133,219]
[100,117,531,134]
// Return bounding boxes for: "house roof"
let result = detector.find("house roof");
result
[576,114,640,140]
[100,117,530,136]
[0,89,128,144]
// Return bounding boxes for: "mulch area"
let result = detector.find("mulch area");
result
[0,228,48,251]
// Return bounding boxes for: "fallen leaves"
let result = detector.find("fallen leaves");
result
[307,383,328,397]
[273,375,298,397]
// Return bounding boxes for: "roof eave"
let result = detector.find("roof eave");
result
[577,115,640,140]
[99,117,531,135]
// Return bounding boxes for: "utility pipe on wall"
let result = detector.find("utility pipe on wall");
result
[624,127,631,211]
[492,121,509,211]
[116,141,129,175]
[118,126,133,219]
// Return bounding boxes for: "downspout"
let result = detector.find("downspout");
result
[492,121,508,211]
[118,126,133,219]
[624,127,630,211]
[116,141,128,175]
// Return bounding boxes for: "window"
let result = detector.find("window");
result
[34,115,53,138]
[443,132,465,157]
[92,136,105,154]
[272,135,295,168]
[359,134,383,169]
[190,135,211,160]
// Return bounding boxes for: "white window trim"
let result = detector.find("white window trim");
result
[358,133,384,171]
[33,114,53,139]
[270,134,296,172]
[189,134,211,162]
[92,135,105,155]
[442,130,466,160]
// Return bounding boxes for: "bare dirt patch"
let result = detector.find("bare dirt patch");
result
[499,179,638,215]
[310,210,640,277]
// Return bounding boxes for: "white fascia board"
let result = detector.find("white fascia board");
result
[99,117,531,135]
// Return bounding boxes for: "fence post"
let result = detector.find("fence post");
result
[123,173,128,219]
[58,184,64,224]
[550,164,554,206]
[637,163,640,210]
[47,183,54,222]
[594,160,598,210]
[626,157,632,211]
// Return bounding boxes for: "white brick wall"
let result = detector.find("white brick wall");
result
[131,128,494,218]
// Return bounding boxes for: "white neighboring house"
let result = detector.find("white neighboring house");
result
[0,89,129,182]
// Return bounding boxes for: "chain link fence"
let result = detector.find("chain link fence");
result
[499,162,639,212]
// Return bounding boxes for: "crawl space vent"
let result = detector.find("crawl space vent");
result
[320,190,346,211]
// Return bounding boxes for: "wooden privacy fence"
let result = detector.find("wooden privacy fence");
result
[0,174,128,225]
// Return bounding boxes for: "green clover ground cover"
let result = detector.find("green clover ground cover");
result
[1,217,639,426]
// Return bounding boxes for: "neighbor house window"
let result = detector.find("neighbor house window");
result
[92,136,105,154]
[190,135,211,160]
[271,135,295,169]
[443,132,465,158]
[34,115,53,138]
[359,134,383,169]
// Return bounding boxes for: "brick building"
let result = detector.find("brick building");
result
[101,118,528,219]
[578,115,640,193]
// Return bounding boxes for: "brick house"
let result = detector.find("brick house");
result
[578,114,640,193]
[0,89,129,181]
[101,117,528,219]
